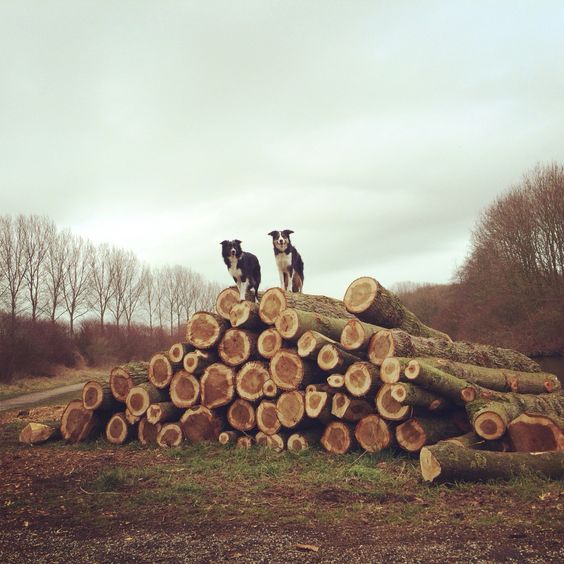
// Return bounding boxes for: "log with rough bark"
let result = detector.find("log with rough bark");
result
[180,406,222,442]
[287,429,323,452]
[379,357,412,384]
[82,381,121,411]
[354,415,392,452]
[109,362,149,402]
[369,330,540,372]
[157,423,184,447]
[276,308,351,343]
[317,344,362,373]
[149,352,182,389]
[507,413,564,452]
[236,361,270,402]
[186,312,229,349]
[344,277,451,340]
[258,288,355,325]
[327,374,345,388]
[390,382,451,411]
[256,400,282,435]
[216,287,241,320]
[420,442,564,483]
[146,402,184,425]
[276,391,309,429]
[344,362,380,397]
[340,319,385,352]
[169,371,200,408]
[444,431,511,452]
[183,349,217,375]
[61,400,103,443]
[396,416,461,453]
[230,300,267,331]
[227,399,256,432]
[218,430,240,445]
[321,421,355,454]
[331,393,373,421]
[200,363,235,409]
[218,328,259,367]
[257,328,285,359]
[168,342,195,364]
[262,379,279,398]
[270,349,323,390]
[305,390,332,423]
[106,412,138,445]
[237,435,254,449]
[297,331,340,360]
[375,384,412,421]
[19,422,61,444]
[126,382,169,417]
[138,417,161,445]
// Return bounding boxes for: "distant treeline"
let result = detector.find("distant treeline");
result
[396,163,564,356]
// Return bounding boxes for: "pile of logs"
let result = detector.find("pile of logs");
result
[53,277,563,482]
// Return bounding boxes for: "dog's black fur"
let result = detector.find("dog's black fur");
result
[220,239,261,302]
[267,229,304,292]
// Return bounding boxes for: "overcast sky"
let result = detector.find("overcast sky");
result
[1,1,563,297]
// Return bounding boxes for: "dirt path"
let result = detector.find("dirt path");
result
[0,383,84,412]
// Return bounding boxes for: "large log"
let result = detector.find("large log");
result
[369,330,541,372]
[354,415,392,452]
[218,328,258,367]
[344,362,380,398]
[340,319,384,352]
[200,363,235,409]
[343,277,451,340]
[321,421,355,454]
[169,371,200,408]
[257,328,285,359]
[186,312,229,349]
[146,402,184,425]
[230,300,267,331]
[276,308,351,343]
[227,399,256,432]
[157,423,184,447]
[276,391,309,429]
[236,361,270,402]
[420,442,564,483]
[126,382,169,417]
[168,342,195,364]
[109,362,149,402]
[317,344,362,373]
[256,400,282,435]
[270,349,323,390]
[297,331,340,360]
[60,400,103,443]
[375,384,412,421]
[19,422,61,444]
[396,416,461,453]
[216,287,241,320]
[390,382,451,411]
[82,381,121,411]
[148,352,182,389]
[287,429,323,452]
[106,412,138,445]
[258,288,354,325]
[138,417,161,445]
[180,406,222,442]
[183,349,217,376]
[507,413,564,452]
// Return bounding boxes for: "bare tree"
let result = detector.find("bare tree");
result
[43,229,68,323]
[160,265,179,336]
[123,254,145,331]
[140,265,156,333]
[89,243,115,331]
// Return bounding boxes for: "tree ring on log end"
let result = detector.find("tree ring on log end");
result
[344,277,378,314]
[368,331,394,365]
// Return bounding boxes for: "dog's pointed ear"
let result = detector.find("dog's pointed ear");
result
[267,231,277,237]
[234,239,242,245]
[220,240,228,246]
[282,229,294,236]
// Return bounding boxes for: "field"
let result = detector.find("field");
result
[1,396,563,563]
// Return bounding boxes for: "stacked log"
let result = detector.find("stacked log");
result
[57,280,563,482]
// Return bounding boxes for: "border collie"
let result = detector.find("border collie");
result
[268,230,304,292]
[220,239,261,301]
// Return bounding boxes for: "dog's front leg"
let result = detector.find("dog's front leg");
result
[285,269,293,292]
[279,270,286,290]
[239,279,249,301]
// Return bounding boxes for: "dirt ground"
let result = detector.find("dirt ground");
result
[1,405,563,563]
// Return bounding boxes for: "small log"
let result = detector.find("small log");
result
[507,413,564,452]
[354,415,392,452]
[237,435,254,449]
[391,382,451,411]
[321,421,355,454]
[327,374,345,389]
[343,276,451,340]
[183,349,217,375]
[218,328,259,367]
[262,379,279,398]
[227,399,256,432]
[60,400,103,443]
[180,406,223,442]
[340,318,384,352]
[297,331,340,360]
[420,442,564,483]
[444,431,511,452]
[258,288,354,325]
[169,371,200,408]
[375,384,412,421]
[276,391,308,429]
[149,352,182,389]
[255,431,270,447]
[19,422,60,444]
[218,430,240,445]
[230,300,266,331]
[236,361,270,402]
[380,357,411,384]
[287,429,323,452]
[146,402,184,425]
[126,383,169,417]
[216,287,241,320]
[106,412,138,445]
[332,393,373,421]
[186,311,229,349]
[396,416,461,453]
[138,418,161,445]
[124,409,141,425]
[82,381,121,411]
[109,362,149,402]
[168,342,195,364]
[257,328,285,360]
[317,344,362,373]
[276,308,351,342]
[157,423,184,447]
[306,383,338,394]
[265,432,287,452]
[200,363,235,409]
[270,349,324,390]
[256,400,281,435]
[344,362,380,397]
[305,390,332,423]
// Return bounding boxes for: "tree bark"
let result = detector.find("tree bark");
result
[227,399,256,432]
[82,381,121,411]
[183,349,217,376]
[60,400,103,443]
[321,421,356,454]
[443,431,511,452]
[344,362,380,397]
[186,311,229,349]
[106,412,138,445]
[507,413,564,452]
[276,308,351,342]
[169,371,200,408]
[138,418,161,445]
[109,362,149,402]
[215,287,241,320]
[157,423,184,447]
[218,328,259,367]
[340,318,384,352]
[19,422,60,444]
[270,349,324,390]
[396,416,461,453]
[344,277,451,340]
[297,331,340,360]
[317,344,362,373]
[146,402,184,425]
[369,330,540,372]
[354,415,392,452]
[375,384,413,421]
[149,352,182,389]
[259,288,354,325]
[257,328,285,359]
[168,342,195,364]
[180,406,223,442]
[390,382,451,411]
[230,300,266,331]
[235,361,269,402]
[200,363,235,409]
[256,400,282,435]
[420,442,564,483]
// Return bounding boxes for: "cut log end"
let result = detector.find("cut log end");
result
[380,358,403,384]
[258,288,288,325]
[256,401,281,435]
[180,406,222,442]
[149,353,174,389]
[327,374,345,388]
[262,379,278,398]
[420,446,441,482]
[82,381,104,410]
[186,312,226,349]
[219,329,257,367]
[270,350,305,390]
[19,422,59,444]
[157,423,183,448]
[227,399,256,432]
[218,431,239,445]
[321,421,353,454]
[275,309,299,340]
[405,360,421,380]
[200,363,235,409]
[474,411,507,440]
[396,419,426,452]
[344,362,379,397]
[61,400,101,443]
[168,343,193,364]
[297,331,318,358]
[317,344,340,371]
[507,413,564,452]
[257,328,284,359]
[126,387,150,417]
[216,287,240,320]
[276,391,306,429]
[355,415,391,452]
[340,319,366,351]
[106,413,130,445]
[236,361,269,401]
[376,384,412,421]
[343,277,378,315]
[368,331,394,365]
[138,418,161,445]
[236,436,254,449]
[170,371,200,408]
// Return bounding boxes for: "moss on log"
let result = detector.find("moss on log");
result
[391,382,451,411]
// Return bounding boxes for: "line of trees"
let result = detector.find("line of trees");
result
[0,214,222,336]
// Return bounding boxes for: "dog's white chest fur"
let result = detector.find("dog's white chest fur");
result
[276,252,292,273]
[228,256,242,281]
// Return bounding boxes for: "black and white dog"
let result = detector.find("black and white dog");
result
[220,239,261,302]
[268,230,304,292]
